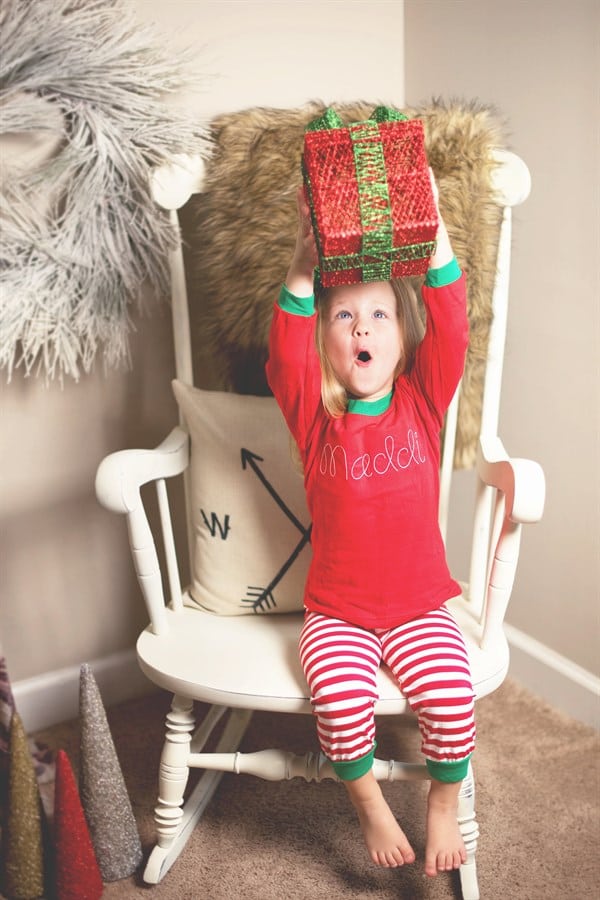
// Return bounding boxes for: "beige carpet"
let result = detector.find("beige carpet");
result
[31,678,599,900]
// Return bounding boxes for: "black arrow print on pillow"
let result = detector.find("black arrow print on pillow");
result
[240,449,312,613]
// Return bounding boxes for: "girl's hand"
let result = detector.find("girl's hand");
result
[428,168,454,270]
[285,186,319,297]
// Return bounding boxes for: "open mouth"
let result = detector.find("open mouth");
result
[357,350,372,363]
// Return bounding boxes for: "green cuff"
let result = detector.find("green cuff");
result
[426,754,471,783]
[331,747,375,781]
[278,284,315,316]
[425,257,461,288]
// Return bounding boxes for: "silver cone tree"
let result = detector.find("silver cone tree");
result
[78,663,142,881]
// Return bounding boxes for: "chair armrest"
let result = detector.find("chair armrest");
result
[477,435,545,524]
[95,426,189,514]
[477,435,545,650]
[95,426,190,635]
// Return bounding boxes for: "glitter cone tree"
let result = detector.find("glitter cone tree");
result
[53,749,103,900]
[2,712,45,899]
[78,664,142,881]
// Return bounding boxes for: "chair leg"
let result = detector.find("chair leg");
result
[144,698,253,884]
[457,761,480,900]
[153,695,196,852]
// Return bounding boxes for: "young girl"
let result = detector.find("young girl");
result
[266,178,475,877]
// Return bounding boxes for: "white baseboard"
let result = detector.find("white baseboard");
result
[12,629,600,733]
[12,649,156,733]
[505,624,600,730]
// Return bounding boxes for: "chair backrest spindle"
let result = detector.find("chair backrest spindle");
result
[169,207,195,389]
[127,505,169,635]
[155,477,184,613]
[151,155,206,579]
[467,199,510,619]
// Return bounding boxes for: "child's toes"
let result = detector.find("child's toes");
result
[441,850,464,871]
[454,848,466,868]
[424,852,438,877]
[439,851,453,871]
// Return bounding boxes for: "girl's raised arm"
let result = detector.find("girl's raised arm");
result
[285,186,319,298]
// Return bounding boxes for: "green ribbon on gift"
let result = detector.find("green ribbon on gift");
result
[350,119,393,280]
[317,240,437,275]
[305,106,410,281]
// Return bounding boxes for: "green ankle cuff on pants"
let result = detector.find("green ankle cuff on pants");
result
[426,755,471,783]
[331,748,375,781]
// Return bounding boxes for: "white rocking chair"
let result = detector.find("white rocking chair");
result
[96,146,545,900]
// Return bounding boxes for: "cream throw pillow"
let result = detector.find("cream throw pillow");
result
[172,380,311,615]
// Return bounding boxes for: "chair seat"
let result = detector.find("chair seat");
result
[137,591,509,714]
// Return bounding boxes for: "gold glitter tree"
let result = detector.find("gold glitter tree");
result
[2,712,45,899]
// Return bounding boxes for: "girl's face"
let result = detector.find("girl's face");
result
[321,281,403,402]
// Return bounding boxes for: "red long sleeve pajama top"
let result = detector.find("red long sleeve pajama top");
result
[266,267,469,632]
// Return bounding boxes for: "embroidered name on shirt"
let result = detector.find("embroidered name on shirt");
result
[319,430,426,481]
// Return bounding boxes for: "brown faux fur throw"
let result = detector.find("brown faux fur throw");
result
[180,100,505,468]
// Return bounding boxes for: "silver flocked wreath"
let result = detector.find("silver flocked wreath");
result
[0,0,210,380]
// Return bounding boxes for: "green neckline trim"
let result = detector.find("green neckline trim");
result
[347,390,393,416]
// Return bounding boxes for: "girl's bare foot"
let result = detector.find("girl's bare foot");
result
[425,779,467,877]
[345,771,415,867]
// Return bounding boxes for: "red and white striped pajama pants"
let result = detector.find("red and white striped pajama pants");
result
[299,605,476,782]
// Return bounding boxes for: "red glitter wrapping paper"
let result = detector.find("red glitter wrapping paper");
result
[303,106,438,286]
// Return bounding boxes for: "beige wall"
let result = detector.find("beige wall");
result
[405,0,600,676]
[1,0,598,708]
[0,0,406,682]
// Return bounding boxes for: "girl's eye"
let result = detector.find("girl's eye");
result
[335,310,351,320]
[373,309,387,319]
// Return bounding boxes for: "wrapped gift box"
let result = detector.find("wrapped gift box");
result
[303,106,438,286]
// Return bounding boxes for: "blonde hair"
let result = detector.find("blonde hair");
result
[315,278,425,418]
